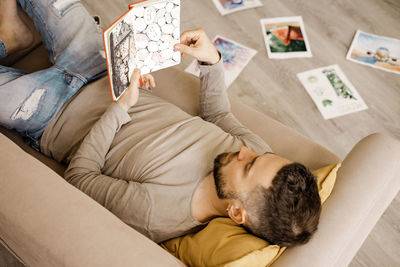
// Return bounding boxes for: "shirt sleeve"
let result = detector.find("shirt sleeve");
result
[198,56,272,154]
[64,103,151,236]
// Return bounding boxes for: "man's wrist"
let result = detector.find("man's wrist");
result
[116,101,129,112]
[200,51,221,66]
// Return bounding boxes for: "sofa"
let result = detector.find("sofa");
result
[1,5,400,267]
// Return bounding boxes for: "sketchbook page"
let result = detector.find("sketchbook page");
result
[131,0,181,74]
[104,0,181,101]
[103,8,137,101]
[110,12,137,101]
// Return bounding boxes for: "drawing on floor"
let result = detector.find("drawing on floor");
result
[347,30,400,75]
[184,35,257,87]
[260,16,312,59]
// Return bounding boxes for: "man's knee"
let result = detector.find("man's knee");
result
[49,0,81,18]
[11,88,45,121]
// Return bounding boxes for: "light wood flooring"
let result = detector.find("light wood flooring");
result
[0,0,398,266]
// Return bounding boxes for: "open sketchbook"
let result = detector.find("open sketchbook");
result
[103,0,181,101]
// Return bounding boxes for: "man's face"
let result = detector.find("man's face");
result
[213,147,291,199]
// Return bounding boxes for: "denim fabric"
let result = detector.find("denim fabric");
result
[0,40,7,59]
[0,0,107,149]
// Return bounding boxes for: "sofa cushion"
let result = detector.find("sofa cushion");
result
[0,133,184,267]
[161,163,340,267]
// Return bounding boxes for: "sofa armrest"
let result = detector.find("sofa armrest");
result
[272,133,400,267]
[0,133,184,267]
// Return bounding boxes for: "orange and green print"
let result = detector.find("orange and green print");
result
[264,22,306,53]
[260,16,312,59]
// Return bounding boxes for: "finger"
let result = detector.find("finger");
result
[130,68,141,87]
[142,76,147,87]
[179,29,201,45]
[148,75,156,87]
[142,74,154,88]
[174,43,196,58]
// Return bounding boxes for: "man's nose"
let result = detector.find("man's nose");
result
[238,146,253,160]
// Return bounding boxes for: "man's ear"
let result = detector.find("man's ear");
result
[227,200,247,225]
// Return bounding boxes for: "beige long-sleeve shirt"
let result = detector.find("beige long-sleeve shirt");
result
[40,59,271,243]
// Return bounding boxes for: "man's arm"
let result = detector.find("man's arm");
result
[174,29,271,154]
[64,70,152,233]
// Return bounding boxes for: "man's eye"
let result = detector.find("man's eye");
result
[245,162,251,173]
[246,156,258,173]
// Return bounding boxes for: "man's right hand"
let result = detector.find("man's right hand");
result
[174,28,220,65]
[116,69,156,112]
[117,69,141,112]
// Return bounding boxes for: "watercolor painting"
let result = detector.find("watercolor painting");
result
[322,68,357,100]
[214,36,255,74]
[346,30,400,75]
[212,0,262,15]
[260,16,312,58]
[219,0,245,10]
[297,65,368,119]
[185,35,257,87]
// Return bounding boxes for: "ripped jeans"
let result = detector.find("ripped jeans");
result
[0,0,106,149]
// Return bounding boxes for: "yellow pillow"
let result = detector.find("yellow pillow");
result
[161,163,341,267]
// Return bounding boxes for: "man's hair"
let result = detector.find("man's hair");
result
[242,162,321,247]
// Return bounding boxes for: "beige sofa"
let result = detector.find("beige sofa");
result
[1,10,400,267]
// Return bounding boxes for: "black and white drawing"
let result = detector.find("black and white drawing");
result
[104,0,181,101]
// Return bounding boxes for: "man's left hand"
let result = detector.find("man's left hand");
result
[174,28,220,65]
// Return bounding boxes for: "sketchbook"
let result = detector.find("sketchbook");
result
[103,0,181,101]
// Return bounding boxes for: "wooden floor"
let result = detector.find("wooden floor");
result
[0,0,398,266]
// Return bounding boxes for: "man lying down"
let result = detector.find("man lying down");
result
[0,0,321,247]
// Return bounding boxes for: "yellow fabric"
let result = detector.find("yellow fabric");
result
[161,163,341,267]
[315,163,341,203]
[225,246,286,267]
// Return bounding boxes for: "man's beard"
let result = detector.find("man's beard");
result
[213,152,238,199]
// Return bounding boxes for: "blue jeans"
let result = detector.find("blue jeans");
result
[0,0,106,149]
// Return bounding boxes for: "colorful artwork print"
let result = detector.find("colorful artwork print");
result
[323,68,357,100]
[267,23,305,52]
[185,35,257,87]
[214,37,255,74]
[260,16,312,58]
[212,0,262,16]
[297,65,368,120]
[219,0,250,10]
[346,30,400,75]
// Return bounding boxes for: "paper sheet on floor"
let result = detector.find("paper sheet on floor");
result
[297,65,368,119]
[185,35,257,87]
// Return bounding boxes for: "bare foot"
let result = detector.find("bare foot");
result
[0,0,34,55]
